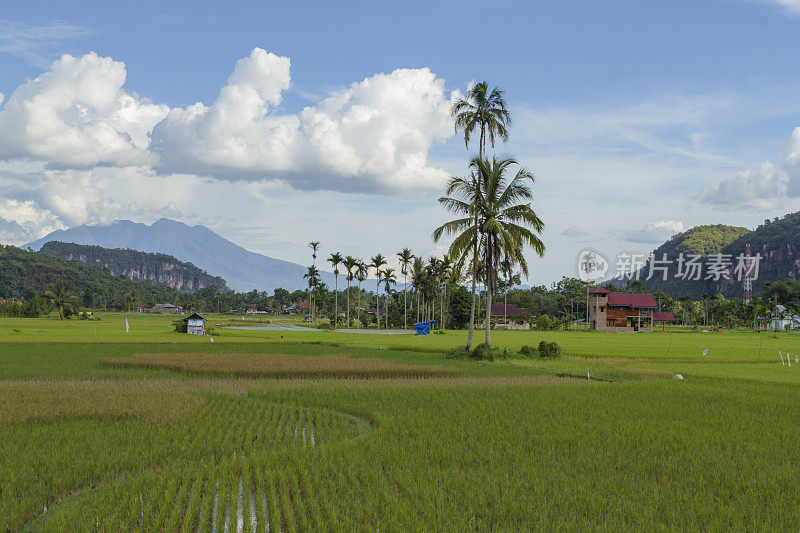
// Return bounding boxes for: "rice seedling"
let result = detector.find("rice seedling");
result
[4,316,800,530]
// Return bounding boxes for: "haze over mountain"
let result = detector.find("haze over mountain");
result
[24,219,335,292]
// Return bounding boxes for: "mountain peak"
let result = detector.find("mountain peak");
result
[22,219,333,292]
[152,217,187,227]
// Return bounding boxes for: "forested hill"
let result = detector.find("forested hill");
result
[655,224,751,258]
[41,241,228,291]
[0,244,183,307]
[633,224,750,297]
[636,213,800,297]
[722,212,800,286]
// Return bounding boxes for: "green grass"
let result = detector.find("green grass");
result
[2,313,800,530]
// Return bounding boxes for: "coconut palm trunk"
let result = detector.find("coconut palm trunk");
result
[467,255,477,347]
[404,271,408,329]
[442,283,449,330]
[485,244,493,346]
[504,290,507,328]
[333,275,338,330]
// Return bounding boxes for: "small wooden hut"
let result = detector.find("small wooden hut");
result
[653,312,676,332]
[186,313,206,335]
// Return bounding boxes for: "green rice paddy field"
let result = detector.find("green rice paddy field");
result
[2,313,800,531]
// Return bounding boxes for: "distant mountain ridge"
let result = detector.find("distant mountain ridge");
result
[40,241,227,291]
[24,219,334,292]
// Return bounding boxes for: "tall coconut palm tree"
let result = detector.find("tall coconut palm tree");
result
[433,170,481,348]
[440,254,453,330]
[328,252,343,329]
[411,257,425,324]
[500,256,522,328]
[308,241,321,323]
[343,255,357,328]
[500,256,513,327]
[427,256,441,327]
[370,254,387,329]
[449,82,512,349]
[356,260,368,326]
[382,268,396,329]
[397,248,414,330]
[44,280,79,319]
[303,265,320,322]
[309,241,321,266]
[477,156,545,346]
[451,81,512,159]
[436,156,545,346]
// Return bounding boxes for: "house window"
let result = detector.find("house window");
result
[599,306,605,312]
[607,319,615,327]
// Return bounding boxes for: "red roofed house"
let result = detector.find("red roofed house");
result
[652,312,676,332]
[588,287,658,332]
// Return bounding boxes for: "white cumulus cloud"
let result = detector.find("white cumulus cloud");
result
[151,49,296,175]
[701,161,788,209]
[152,48,456,193]
[0,52,168,167]
[0,48,456,195]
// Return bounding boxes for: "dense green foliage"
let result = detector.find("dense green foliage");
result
[661,224,751,258]
[638,224,751,297]
[0,245,183,310]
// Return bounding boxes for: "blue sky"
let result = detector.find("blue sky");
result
[1,0,800,285]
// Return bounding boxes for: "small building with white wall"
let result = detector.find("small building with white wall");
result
[186,313,206,335]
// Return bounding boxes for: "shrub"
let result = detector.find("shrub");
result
[446,343,510,361]
[172,319,187,333]
[445,347,471,359]
[470,343,496,361]
[538,340,561,358]
[519,345,537,358]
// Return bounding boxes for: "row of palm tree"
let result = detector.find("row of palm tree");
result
[434,81,545,348]
[302,243,458,330]
[409,255,454,328]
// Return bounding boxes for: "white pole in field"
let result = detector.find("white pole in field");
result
[779,351,784,365]
[125,318,129,334]
[702,348,708,357]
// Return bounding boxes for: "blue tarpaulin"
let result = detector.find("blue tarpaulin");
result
[413,320,435,335]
